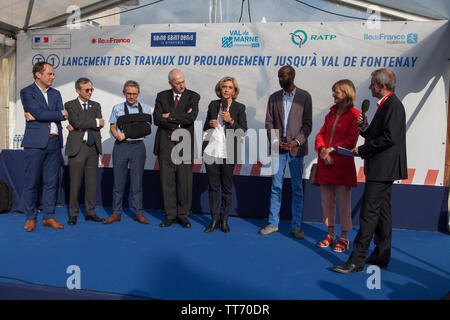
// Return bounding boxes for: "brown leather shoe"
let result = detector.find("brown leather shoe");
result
[43,218,64,229]
[134,214,149,224]
[103,213,121,224]
[24,220,36,232]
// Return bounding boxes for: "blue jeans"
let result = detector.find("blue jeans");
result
[112,141,146,216]
[268,151,304,229]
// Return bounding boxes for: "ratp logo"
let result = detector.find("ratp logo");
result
[290,30,308,48]
[407,33,418,44]
[290,29,336,48]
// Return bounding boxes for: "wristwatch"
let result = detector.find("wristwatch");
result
[330,146,336,153]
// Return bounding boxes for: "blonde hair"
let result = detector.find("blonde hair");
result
[215,76,240,99]
[332,79,356,110]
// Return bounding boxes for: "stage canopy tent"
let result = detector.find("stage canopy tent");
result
[0,0,449,38]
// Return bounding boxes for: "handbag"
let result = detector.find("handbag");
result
[309,162,319,186]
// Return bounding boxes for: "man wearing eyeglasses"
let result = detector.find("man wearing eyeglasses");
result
[104,80,152,225]
[65,78,105,225]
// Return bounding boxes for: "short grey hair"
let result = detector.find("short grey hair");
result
[371,69,396,91]
[123,80,140,92]
[168,69,182,82]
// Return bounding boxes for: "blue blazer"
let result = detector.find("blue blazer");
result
[20,83,65,148]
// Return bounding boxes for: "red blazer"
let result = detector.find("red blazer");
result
[314,105,360,187]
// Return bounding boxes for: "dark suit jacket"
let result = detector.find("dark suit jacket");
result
[153,88,200,161]
[64,98,103,156]
[202,99,248,164]
[358,93,407,181]
[265,86,313,157]
[20,83,65,148]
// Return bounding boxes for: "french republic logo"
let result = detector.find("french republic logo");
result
[34,36,49,43]
[91,37,131,44]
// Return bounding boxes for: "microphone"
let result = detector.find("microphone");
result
[360,99,370,127]
[220,98,228,112]
[361,99,370,114]
[221,98,230,124]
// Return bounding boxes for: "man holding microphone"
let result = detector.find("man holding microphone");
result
[333,68,407,273]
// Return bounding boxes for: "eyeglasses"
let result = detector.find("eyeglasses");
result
[125,92,138,96]
[82,88,94,93]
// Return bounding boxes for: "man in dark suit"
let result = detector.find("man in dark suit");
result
[333,68,407,274]
[20,61,68,232]
[65,78,105,225]
[153,69,200,228]
[261,66,313,239]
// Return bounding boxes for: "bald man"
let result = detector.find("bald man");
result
[261,66,313,239]
[153,69,200,228]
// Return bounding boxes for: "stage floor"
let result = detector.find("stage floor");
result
[0,206,449,300]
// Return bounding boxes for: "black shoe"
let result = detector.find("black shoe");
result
[179,218,191,228]
[68,216,77,226]
[160,219,176,227]
[221,219,230,233]
[205,220,220,233]
[85,214,105,223]
[332,261,364,274]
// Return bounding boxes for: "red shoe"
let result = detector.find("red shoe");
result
[317,235,336,248]
[333,238,350,252]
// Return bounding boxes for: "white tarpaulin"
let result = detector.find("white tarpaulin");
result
[14,20,450,186]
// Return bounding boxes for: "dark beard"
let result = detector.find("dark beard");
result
[279,81,291,90]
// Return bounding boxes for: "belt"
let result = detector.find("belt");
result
[49,134,58,139]
[121,140,143,144]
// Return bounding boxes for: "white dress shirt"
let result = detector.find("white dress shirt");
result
[36,82,58,135]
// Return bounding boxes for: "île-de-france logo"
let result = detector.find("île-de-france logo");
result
[222,30,260,48]
[407,33,418,44]
[290,30,308,48]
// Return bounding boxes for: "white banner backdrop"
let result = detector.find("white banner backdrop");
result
[14,21,450,186]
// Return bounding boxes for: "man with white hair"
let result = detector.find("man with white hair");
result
[333,68,407,274]
[153,69,200,228]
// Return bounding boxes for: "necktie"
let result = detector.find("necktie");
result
[83,103,95,147]
[174,94,179,109]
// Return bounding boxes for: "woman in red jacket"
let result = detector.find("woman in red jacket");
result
[315,79,360,252]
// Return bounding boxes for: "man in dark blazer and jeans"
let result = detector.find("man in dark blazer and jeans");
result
[261,66,313,239]
[153,69,200,228]
[333,68,407,274]
[65,78,105,225]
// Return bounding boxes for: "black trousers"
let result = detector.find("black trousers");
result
[159,143,193,221]
[68,143,99,217]
[205,163,235,221]
[349,180,393,268]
